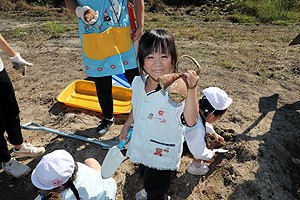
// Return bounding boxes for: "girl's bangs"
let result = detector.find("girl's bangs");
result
[143,37,169,57]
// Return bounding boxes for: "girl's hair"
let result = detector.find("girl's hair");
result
[199,96,227,118]
[62,162,80,200]
[137,29,178,78]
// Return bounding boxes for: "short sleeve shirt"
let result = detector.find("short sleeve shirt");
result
[185,116,214,160]
[60,162,117,200]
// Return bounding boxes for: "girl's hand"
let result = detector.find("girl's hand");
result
[214,133,225,145]
[184,70,199,89]
[119,127,130,142]
[212,151,216,158]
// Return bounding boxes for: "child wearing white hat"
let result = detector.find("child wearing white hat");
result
[184,87,232,175]
[31,149,117,200]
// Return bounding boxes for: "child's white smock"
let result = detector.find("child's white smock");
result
[126,76,185,170]
[60,162,116,200]
[184,115,214,160]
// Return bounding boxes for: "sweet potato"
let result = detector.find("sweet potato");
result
[168,77,187,103]
[158,73,181,91]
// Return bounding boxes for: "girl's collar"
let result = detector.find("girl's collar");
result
[146,84,161,96]
[144,75,160,94]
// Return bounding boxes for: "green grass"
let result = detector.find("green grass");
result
[204,14,223,22]
[0,19,77,48]
[217,58,242,71]
[232,0,300,23]
[227,14,258,24]
[11,28,26,37]
[44,20,74,37]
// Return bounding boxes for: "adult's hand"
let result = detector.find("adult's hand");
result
[132,26,143,42]
[9,52,32,76]
[76,6,99,25]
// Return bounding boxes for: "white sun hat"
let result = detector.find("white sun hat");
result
[203,87,232,110]
[31,149,75,190]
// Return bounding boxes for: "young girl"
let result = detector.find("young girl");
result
[31,149,117,200]
[184,87,232,175]
[119,29,199,200]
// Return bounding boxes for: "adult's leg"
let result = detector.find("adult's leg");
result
[93,76,113,119]
[0,129,10,163]
[143,166,174,200]
[0,69,23,146]
[0,69,22,162]
[124,68,139,85]
[6,115,23,148]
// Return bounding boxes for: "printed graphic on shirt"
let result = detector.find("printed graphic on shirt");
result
[147,110,167,124]
[109,0,121,24]
[103,9,111,22]
[150,139,174,157]
[84,21,102,33]
[154,148,163,156]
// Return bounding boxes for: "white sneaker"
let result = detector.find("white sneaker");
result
[136,189,147,200]
[2,158,31,178]
[13,143,45,158]
[187,161,209,176]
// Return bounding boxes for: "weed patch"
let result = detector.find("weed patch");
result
[45,21,71,37]
[233,0,300,23]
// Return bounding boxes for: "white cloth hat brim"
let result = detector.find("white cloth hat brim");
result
[31,168,56,190]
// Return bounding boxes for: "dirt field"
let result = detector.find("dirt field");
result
[0,8,300,200]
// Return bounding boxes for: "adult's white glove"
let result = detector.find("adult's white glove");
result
[9,52,33,76]
[76,6,99,25]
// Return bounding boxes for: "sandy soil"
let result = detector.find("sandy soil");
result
[0,9,300,200]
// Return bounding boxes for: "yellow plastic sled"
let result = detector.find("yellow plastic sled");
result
[57,80,132,114]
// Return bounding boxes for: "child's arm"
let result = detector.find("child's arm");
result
[205,122,225,145]
[132,0,144,41]
[119,110,134,142]
[183,70,199,127]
